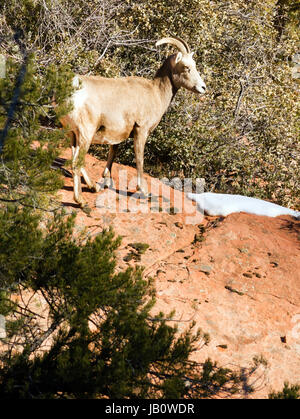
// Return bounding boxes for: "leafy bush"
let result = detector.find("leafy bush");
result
[269,382,300,399]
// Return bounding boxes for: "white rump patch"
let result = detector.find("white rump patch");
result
[71,76,87,111]
[72,75,81,88]
[73,89,87,109]
[187,192,300,219]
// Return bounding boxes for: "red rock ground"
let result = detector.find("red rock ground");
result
[57,150,300,398]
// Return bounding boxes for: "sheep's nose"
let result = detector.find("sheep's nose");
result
[194,84,206,94]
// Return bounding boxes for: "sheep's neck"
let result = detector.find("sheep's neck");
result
[154,58,178,112]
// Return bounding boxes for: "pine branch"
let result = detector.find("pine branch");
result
[0,31,28,153]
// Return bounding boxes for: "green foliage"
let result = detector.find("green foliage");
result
[0,38,75,293]
[0,0,294,399]
[0,54,74,208]
[1,216,195,398]
[128,242,150,254]
[269,382,300,399]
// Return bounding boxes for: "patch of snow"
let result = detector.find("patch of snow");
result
[187,192,300,219]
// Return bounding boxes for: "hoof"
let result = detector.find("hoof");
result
[75,199,90,214]
[103,177,113,189]
[136,186,149,198]
[91,183,101,193]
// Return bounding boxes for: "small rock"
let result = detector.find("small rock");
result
[175,222,183,229]
[160,177,170,187]
[200,265,212,275]
[270,261,279,268]
[225,285,244,296]
[170,177,183,191]
[217,344,228,350]
[156,269,165,275]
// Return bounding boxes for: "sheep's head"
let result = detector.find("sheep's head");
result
[156,37,206,94]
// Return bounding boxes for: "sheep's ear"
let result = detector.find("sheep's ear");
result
[175,52,183,64]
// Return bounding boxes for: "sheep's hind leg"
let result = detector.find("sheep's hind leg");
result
[72,149,86,208]
[134,129,149,197]
[103,144,118,189]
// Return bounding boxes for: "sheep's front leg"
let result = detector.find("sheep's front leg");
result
[134,129,148,196]
[72,135,94,210]
[79,140,101,193]
[81,167,101,193]
[103,144,118,188]
[72,144,86,208]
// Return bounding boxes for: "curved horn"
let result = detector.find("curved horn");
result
[156,36,190,54]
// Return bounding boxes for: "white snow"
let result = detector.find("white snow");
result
[187,192,300,219]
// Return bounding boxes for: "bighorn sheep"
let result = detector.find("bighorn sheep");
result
[60,37,206,208]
